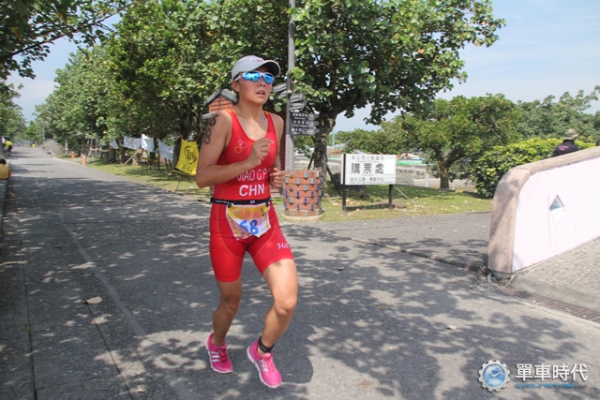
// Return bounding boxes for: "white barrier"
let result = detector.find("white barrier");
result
[488,146,600,278]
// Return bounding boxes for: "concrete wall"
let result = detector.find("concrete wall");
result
[488,146,600,278]
[42,139,67,156]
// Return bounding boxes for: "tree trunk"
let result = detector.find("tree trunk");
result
[437,159,450,189]
[172,136,182,170]
[119,143,126,164]
[313,112,337,195]
[153,137,159,169]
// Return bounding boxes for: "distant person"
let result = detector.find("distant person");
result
[0,159,11,180]
[4,138,13,156]
[552,129,580,157]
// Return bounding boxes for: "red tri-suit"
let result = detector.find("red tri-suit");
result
[209,108,294,282]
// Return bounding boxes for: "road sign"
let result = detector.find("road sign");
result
[290,112,317,121]
[291,119,319,128]
[289,93,305,103]
[275,90,288,99]
[291,126,318,136]
[288,100,307,111]
[341,154,397,185]
[273,83,287,93]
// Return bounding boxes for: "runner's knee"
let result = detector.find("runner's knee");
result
[218,289,242,315]
[273,293,297,317]
[219,296,241,315]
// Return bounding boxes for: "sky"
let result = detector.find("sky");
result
[7,0,600,132]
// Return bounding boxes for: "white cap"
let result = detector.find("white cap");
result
[231,55,280,80]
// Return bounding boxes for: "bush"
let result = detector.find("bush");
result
[471,138,595,198]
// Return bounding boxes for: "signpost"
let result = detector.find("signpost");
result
[291,126,318,136]
[289,93,305,103]
[291,119,319,128]
[290,112,316,121]
[273,83,287,93]
[273,83,288,99]
[288,100,308,112]
[340,154,398,212]
[290,111,319,136]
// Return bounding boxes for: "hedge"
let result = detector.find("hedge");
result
[471,138,595,198]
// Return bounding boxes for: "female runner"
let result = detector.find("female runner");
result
[196,55,297,389]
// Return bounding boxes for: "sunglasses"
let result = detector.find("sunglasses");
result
[236,71,275,85]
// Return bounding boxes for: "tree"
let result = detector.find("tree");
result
[1,0,130,85]
[515,86,600,144]
[341,128,405,155]
[385,94,520,189]
[30,0,505,174]
[24,119,44,144]
[291,0,505,183]
[104,0,215,139]
[0,83,26,139]
[103,0,291,141]
[36,47,111,151]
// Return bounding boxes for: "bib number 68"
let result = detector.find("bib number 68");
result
[240,219,259,235]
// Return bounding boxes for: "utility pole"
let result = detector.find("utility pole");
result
[285,0,296,171]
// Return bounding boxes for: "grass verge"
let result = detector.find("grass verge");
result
[75,156,493,222]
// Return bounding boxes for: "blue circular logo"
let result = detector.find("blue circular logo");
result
[483,364,506,387]
[479,360,510,392]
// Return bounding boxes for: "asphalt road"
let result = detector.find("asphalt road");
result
[1,147,599,399]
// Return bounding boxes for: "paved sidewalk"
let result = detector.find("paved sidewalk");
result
[308,213,600,315]
[310,212,491,272]
[0,179,6,238]
[1,148,600,399]
[508,238,600,312]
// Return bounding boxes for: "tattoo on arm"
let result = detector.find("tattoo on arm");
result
[203,115,219,145]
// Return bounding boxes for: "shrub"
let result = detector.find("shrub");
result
[471,138,595,198]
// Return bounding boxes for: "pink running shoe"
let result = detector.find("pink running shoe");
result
[247,340,282,388]
[205,333,233,373]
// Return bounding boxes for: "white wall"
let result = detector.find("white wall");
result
[488,146,600,277]
[512,158,600,272]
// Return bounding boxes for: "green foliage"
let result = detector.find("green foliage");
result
[0,0,130,84]
[104,0,215,139]
[331,130,356,146]
[103,0,288,139]
[0,83,26,139]
[426,155,472,183]
[293,135,314,157]
[342,128,405,155]
[292,0,505,175]
[516,86,600,143]
[471,137,596,198]
[384,94,520,188]
[36,47,112,148]
[29,0,504,168]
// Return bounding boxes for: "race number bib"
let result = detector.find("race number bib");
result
[225,203,272,240]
